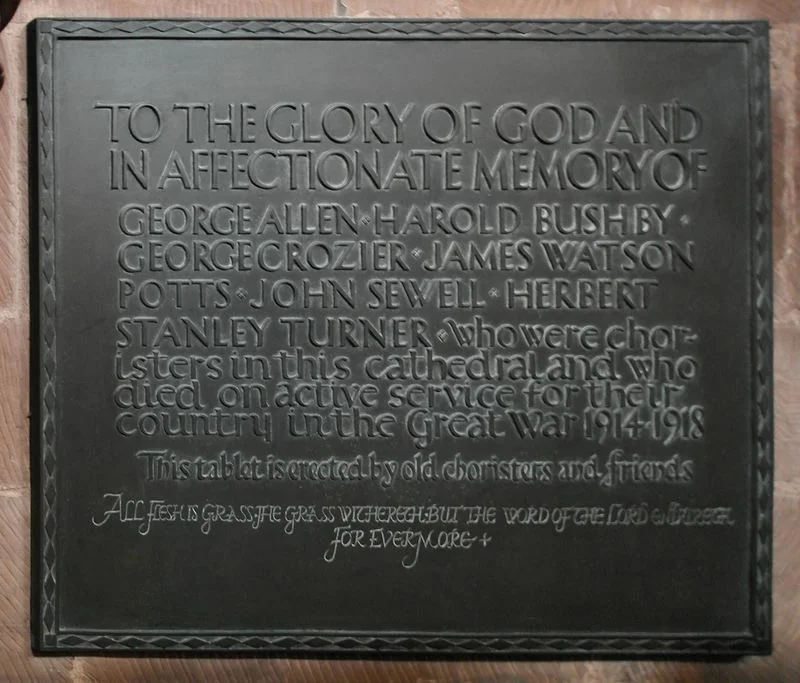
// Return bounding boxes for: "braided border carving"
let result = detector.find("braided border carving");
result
[42,18,759,40]
[37,25,58,650]
[55,633,760,654]
[749,30,773,649]
[34,19,772,656]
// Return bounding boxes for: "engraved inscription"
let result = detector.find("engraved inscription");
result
[88,95,730,568]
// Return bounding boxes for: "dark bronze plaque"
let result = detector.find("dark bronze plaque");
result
[31,19,773,656]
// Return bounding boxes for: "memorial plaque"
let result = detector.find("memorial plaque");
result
[31,19,773,656]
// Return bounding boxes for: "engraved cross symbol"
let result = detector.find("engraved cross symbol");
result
[489,287,500,298]
[437,329,448,342]
[411,248,424,259]
[235,288,248,300]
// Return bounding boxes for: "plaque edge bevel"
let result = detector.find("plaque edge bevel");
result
[30,18,773,658]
